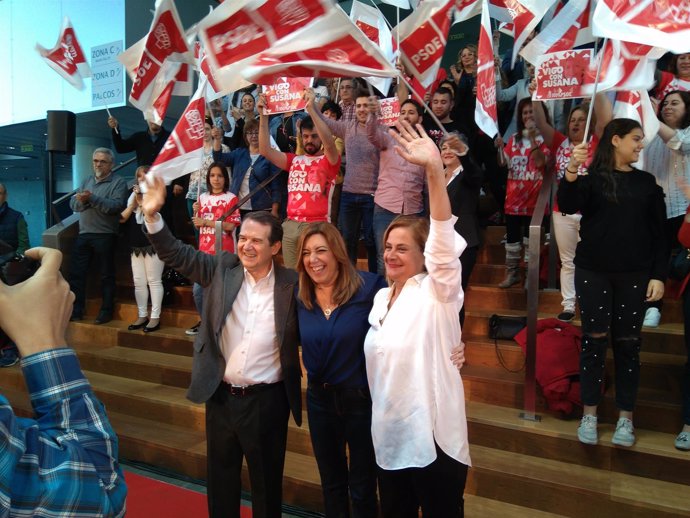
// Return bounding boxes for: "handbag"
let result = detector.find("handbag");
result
[488,314,527,340]
[488,314,527,373]
[669,248,690,281]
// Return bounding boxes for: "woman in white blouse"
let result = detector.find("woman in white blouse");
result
[364,122,471,517]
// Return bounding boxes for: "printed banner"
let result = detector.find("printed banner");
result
[534,49,591,101]
[261,77,314,115]
[378,97,400,127]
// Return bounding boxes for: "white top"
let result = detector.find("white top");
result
[644,129,690,219]
[221,267,283,386]
[363,216,471,470]
[145,214,282,387]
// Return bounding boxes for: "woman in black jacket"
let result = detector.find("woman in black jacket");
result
[558,118,668,448]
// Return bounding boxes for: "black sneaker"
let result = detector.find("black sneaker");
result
[557,311,575,322]
[0,348,19,368]
[185,321,201,336]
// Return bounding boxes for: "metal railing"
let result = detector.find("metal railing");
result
[521,170,557,421]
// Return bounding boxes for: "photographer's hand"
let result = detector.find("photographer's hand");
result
[0,248,72,356]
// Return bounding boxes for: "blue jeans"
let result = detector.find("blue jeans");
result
[307,386,378,518]
[192,282,203,316]
[682,287,690,425]
[339,193,376,273]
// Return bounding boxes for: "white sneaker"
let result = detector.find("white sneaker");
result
[642,307,660,328]
[612,417,635,447]
[577,415,598,445]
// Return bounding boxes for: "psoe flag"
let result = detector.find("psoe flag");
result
[243,8,397,85]
[197,0,333,94]
[36,16,91,90]
[593,0,690,53]
[395,0,454,88]
[475,0,498,138]
[148,79,207,184]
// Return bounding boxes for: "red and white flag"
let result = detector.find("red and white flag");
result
[475,0,499,138]
[194,41,225,101]
[489,0,513,23]
[379,0,411,8]
[504,0,558,66]
[593,0,690,54]
[613,90,660,147]
[243,8,397,85]
[143,60,181,125]
[520,0,593,65]
[395,0,454,88]
[197,0,334,94]
[119,0,192,114]
[350,0,395,95]
[149,79,207,184]
[453,0,481,23]
[36,16,91,90]
[581,40,665,95]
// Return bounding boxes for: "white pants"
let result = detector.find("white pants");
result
[552,212,581,312]
[131,252,165,319]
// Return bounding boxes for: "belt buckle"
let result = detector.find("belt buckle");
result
[230,385,247,396]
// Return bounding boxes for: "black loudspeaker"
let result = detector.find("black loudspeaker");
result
[46,110,76,154]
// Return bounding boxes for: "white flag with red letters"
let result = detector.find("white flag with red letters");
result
[243,8,397,85]
[350,0,395,95]
[395,0,454,88]
[36,16,91,90]
[148,79,207,184]
[593,0,690,53]
[504,0,558,67]
[520,0,593,65]
[475,0,499,138]
[120,0,192,114]
[197,0,334,94]
[453,0,481,23]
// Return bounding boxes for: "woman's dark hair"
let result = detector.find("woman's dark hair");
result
[321,101,342,120]
[205,115,214,127]
[668,53,690,76]
[658,89,690,129]
[205,161,230,194]
[589,118,643,203]
[516,97,550,134]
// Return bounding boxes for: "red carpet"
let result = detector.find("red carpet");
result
[124,471,253,518]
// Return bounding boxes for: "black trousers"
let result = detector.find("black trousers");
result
[459,246,478,327]
[575,267,647,410]
[378,443,468,518]
[68,233,117,316]
[205,382,290,518]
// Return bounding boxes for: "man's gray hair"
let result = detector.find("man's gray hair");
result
[92,148,114,161]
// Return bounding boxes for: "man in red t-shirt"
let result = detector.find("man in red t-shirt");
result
[258,90,341,268]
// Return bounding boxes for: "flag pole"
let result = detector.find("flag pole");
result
[105,104,119,134]
[398,73,448,139]
[583,37,607,145]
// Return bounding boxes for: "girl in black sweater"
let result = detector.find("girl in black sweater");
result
[558,118,668,447]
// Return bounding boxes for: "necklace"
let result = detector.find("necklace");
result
[324,307,334,318]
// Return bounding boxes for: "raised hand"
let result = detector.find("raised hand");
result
[387,120,442,169]
[140,174,167,221]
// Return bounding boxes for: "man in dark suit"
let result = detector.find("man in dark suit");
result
[140,175,302,518]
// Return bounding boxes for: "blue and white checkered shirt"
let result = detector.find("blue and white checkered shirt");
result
[0,348,127,517]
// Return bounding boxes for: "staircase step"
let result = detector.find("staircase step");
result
[467,401,690,486]
[464,494,567,517]
[468,444,690,516]
[83,299,200,328]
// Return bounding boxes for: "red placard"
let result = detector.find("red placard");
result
[261,77,314,115]
[534,49,592,101]
[377,97,400,127]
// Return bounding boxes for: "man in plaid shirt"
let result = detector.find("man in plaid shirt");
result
[0,247,127,517]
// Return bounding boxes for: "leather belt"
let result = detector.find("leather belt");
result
[223,381,282,397]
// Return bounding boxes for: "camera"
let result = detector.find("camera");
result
[0,240,38,286]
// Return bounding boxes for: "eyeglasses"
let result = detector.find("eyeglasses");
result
[246,131,259,136]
